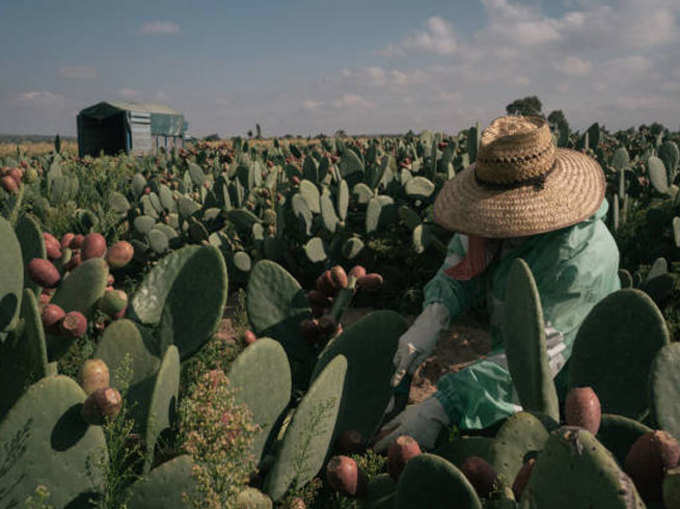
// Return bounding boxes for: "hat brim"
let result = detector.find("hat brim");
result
[433,148,606,238]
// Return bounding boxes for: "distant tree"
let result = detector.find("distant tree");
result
[506,96,544,117]
[54,133,61,154]
[334,129,347,137]
[203,133,220,142]
[256,123,262,139]
[247,130,253,138]
[547,110,569,133]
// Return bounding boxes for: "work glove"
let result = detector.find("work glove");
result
[391,302,450,388]
[374,396,450,453]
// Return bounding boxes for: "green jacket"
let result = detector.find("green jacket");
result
[426,199,621,429]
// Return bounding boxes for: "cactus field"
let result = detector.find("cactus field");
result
[2,122,680,508]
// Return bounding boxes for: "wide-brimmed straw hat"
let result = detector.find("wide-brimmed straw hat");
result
[433,115,606,238]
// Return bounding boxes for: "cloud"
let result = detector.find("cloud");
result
[303,100,323,110]
[117,88,140,99]
[332,94,374,109]
[553,56,592,76]
[139,21,180,35]
[59,66,97,79]
[15,91,65,108]
[378,16,457,56]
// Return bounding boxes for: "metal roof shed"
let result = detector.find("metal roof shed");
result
[77,101,187,157]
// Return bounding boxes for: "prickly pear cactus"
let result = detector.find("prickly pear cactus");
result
[519,427,644,508]
[126,454,198,508]
[246,260,314,390]
[434,436,494,470]
[648,342,680,439]
[236,487,273,509]
[312,310,407,440]
[596,413,653,467]
[503,258,559,422]
[263,355,347,501]
[227,338,292,464]
[0,375,107,508]
[0,216,23,339]
[15,214,45,295]
[395,453,482,509]
[569,289,669,419]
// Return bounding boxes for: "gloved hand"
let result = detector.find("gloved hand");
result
[374,396,450,453]
[391,302,450,388]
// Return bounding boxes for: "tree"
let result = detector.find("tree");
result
[256,123,262,139]
[247,130,253,138]
[547,110,569,133]
[505,96,544,117]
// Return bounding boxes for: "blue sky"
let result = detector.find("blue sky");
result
[1,0,679,137]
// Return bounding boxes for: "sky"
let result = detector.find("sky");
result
[1,0,679,138]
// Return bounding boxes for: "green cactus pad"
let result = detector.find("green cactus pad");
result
[0,216,23,336]
[246,260,314,390]
[364,473,396,509]
[148,229,170,254]
[519,427,644,508]
[126,454,197,509]
[337,179,349,221]
[320,188,339,232]
[619,269,634,288]
[129,245,202,325]
[339,149,364,177]
[303,237,327,263]
[648,156,669,194]
[663,467,680,509]
[15,213,45,295]
[311,310,407,440]
[132,173,147,197]
[109,191,131,214]
[352,182,373,204]
[227,338,292,464]
[434,436,495,469]
[236,487,273,509]
[134,215,157,235]
[263,355,346,501]
[569,289,669,419]
[395,453,482,509]
[94,319,160,388]
[291,193,313,235]
[159,185,177,212]
[596,413,653,467]
[488,412,550,489]
[649,342,680,438]
[0,375,107,508]
[158,246,227,360]
[0,289,49,420]
[611,147,630,171]
[503,259,559,422]
[404,176,435,199]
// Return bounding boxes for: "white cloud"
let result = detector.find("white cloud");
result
[378,16,457,57]
[332,94,374,109]
[59,66,97,79]
[303,100,323,110]
[118,88,140,99]
[15,91,65,108]
[554,56,592,76]
[139,21,180,35]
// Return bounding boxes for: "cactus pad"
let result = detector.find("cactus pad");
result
[0,216,23,336]
[503,259,559,422]
[569,289,669,419]
[227,338,292,464]
[126,454,197,508]
[395,453,482,509]
[263,355,346,501]
[596,413,653,467]
[236,487,273,508]
[15,213,45,295]
[0,375,107,508]
[648,342,680,438]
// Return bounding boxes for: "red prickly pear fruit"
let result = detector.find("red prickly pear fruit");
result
[387,435,422,481]
[291,175,301,185]
[300,318,321,344]
[318,315,338,337]
[335,430,365,455]
[266,160,274,168]
[330,265,348,289]
[349,265,367,279]
[331,155,339,163]
[625,430,680,502]
[61,233,75,249]
[105,241,134,270]
[316,270,337,297]
[65,250,82,271]
[244,330,257,345]
[41,303,65,330]
[512,458,536,501]
[70,234,85,250]
[39,291,52,306]
[43,233,62,260]
[113,306,127,320]
[81,387,122,425]
[461,456,499,499]
[144,187,151,195]
[565,386,601,435]
[28,258,61,288]
[1,175,19,194]
[98,289,128,317]
[326,455,368,497]
[107,274,115,286]
[79,359,110,395]
[438,142,448,150]
[82,233,107,260]
[307,290,332,307]
[8,168,23,186]
[60,311,88,338]
[357,273,383,291]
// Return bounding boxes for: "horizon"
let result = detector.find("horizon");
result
[1,0,679,138]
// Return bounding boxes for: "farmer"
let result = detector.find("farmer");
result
[374,115,620,452]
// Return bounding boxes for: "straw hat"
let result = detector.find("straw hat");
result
[433,115,605,238]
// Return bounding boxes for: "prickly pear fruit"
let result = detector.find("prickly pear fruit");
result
[318,315,337,337]
[300,318,321,344]
[244,330,257,345]
[349,265,366,279]
[28,258,61,288]
[106,241,134,269]
[98,289,128,317]
[60,311,87,338]
[460,456,499,499]
[82,233,107,260]
[565,386,601,435]
[43,232,62,260]
[335,430,365,455]
[387,435,422,481]
[81,387,122,425]
[625,430,680,502]
[70,234,85,249]
[79,359,110,395]
[330,265,348,289]
[357,273,383,291]
[41,303,65,330]
[61,233,75,249]
[512,458,535,500]
[307,290,333,307]
[316,270,337,297]
[1,175,18,194]
[326,455,368,497]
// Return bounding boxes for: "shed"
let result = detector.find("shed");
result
[77,101,188,157]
